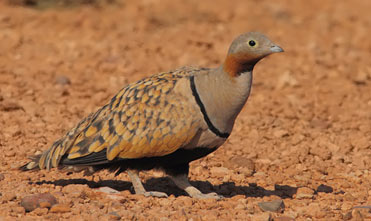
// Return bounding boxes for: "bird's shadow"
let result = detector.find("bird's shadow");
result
[33,177,299,199]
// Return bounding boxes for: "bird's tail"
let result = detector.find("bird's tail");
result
[20,111,105,172]
[19,154,43,171]
[19,139,66,171]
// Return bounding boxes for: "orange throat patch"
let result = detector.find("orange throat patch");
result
[223,53,256,77]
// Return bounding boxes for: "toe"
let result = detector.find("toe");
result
[143,191,168,198]
[194,192,224,200]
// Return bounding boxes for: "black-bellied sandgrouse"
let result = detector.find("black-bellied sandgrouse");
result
[21,32,283,199]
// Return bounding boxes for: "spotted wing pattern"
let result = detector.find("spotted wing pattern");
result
[22,67,208,170]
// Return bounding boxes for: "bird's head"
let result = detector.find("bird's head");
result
[223,32,283,77]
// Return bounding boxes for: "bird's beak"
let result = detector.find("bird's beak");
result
[270,44,284,53]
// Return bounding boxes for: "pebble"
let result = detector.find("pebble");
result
[1,192,16,203]
[0,173,4,181]
[0,100,24,112]
[295,187,314,199]
[274,216,295,221]
[350,136,370,149]
[20,193,58,212]
[106,194,126,201]
[50,204,71,213]
[258,199,285,213]
[253,212,272,221]
[108,211,121,220]
[343,211,352,220]
[273,129,289,138]
[310,145,332,160]
[62,184,87,198]
[98,186,120,194]
[306,203,326,219]
[344,192,356,201]
[32,207,48,216]
[353,71,368,85]
[227,156,255,169]
[39,201,52,208]
[55,75,71,85]
[341,202,353,211]
[11,206,25,215]
[210,167,230,176]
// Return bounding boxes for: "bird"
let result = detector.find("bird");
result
[20,32,283,199]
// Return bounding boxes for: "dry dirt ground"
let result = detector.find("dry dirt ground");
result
[0,0,370,220]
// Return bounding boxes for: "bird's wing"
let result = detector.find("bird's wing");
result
[36,67,207,169]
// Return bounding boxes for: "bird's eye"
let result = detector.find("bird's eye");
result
[249,40,256,47]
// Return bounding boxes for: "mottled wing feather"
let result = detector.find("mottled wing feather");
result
[59,67,203,166]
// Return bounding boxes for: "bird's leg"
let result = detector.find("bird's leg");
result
[170,174,223,199]
[166,164,223,199]
[127,169,168,198]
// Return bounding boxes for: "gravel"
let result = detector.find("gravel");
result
[0,0,370,219]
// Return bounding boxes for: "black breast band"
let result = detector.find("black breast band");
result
[190,76,230,139]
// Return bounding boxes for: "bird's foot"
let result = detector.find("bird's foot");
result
[193,192,224,200]
[142,191,169,198]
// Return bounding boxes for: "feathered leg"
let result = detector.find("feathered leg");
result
[127,170,168,198]
[166,163,223,199]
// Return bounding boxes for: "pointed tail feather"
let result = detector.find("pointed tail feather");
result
[19,140,65,171]
[19,154,42,171]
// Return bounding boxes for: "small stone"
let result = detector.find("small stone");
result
[310,144,332,160]
[55,75,71,85]
[235,203,246,210]
[21,193,57,212]
[4,151,16,157]
[274,216,295,221]
[62,184,87,198]
[353,71,368,85]
[258,199,285,213]
[254,212,272,221]
[106,194,126,201]
[343,211,352,220]
[50,204,71,213]
[351,136,370,149]
[0,100,24,112]
[11,206,25,215]
[341,202,353,211]
[229,156,255,169]
[295,187,314,199]
[32,207,48,216]
[3,192,16,202]
[344,192,356,201]
[273,129,289,138]
[316,184,333,193]
[305,203,325,218]
[98,186,120,194]
[0,173,4,181]
[210,167,230,176]
[108,211,121,220]
[39,201,52,208]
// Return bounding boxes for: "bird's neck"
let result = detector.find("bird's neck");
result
[223,53,257,77]
[194,65,253,134]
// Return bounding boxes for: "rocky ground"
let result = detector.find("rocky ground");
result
[0,0,370,220]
